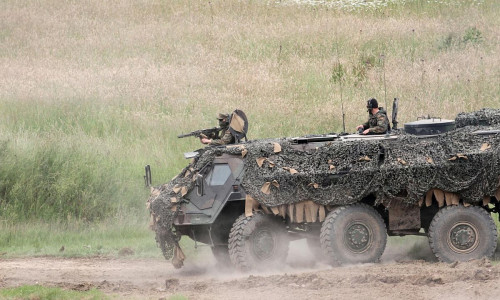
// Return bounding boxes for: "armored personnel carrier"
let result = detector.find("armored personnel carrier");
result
[146,106,500,270]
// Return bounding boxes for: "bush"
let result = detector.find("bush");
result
[438,27,483,51]
[462,26,483,45]
[0,136,121,222]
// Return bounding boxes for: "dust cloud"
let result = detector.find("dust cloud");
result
[172,236,435,280]
[382,236,438,263]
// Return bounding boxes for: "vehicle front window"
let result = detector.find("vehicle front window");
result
[205,164,232,186]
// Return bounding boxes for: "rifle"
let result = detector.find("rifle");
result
[177,127,221,139]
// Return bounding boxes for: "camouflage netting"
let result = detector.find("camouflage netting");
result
[241,129,500,207]
[147,162,205,267]
[147,147,243,268]
[148,109,500,267]
[456,108,500,128]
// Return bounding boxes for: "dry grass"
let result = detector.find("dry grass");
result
[0,0,498,219]
[1,1,498,134]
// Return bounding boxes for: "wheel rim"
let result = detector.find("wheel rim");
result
[344,221,372,253]
[447,222,480,254]
[251,228,276,260]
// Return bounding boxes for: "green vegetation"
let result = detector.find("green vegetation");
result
[0,0,498,257]
[167,296,189,300]
[0,218,156,257]
[0,285,108,300]
[0,218,202,258]
[438,26,484,50]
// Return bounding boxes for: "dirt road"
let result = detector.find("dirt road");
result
[1,240,500,299]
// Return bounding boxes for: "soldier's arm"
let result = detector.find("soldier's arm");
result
[369,115,389,134]
[362,120,370,129]
[210,130,233,145]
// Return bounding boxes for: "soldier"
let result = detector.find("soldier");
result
[200,113,236,145]
[355,98,390,135]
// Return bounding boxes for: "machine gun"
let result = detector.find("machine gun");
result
[177,127,221,139]
[392,98,399,130]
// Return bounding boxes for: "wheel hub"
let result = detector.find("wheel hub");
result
[251,229,276,260]
[447,222,479,254]
[345,223,371,253]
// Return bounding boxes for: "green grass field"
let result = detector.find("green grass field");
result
[0,285,108,300]
[0,0,499,257]
[0,285,188,300]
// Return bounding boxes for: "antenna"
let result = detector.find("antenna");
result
[339,64,345,134]
[381,53,387,110]
[332,42,346,133]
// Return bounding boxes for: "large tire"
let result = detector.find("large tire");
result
[428,205,497,263]
[228,212,289,271]
[320,204,387,265]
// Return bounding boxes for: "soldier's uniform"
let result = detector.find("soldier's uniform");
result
[209,113,236,145]
[210,127,235,145]
[362,108,390,134]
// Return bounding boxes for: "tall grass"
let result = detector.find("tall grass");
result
[0,217,202,259]
[0,217,157,257]
[0,0,498,226]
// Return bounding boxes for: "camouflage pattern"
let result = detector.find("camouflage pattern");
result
[362,108,390,134]
[205,113,235,145]
[210,127,235,145]
[148,108,500,267]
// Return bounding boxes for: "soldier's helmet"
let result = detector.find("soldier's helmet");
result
[366,98,378,109]
[217,113,230,120]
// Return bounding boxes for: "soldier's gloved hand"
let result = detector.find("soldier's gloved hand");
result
[201,138,212,144]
